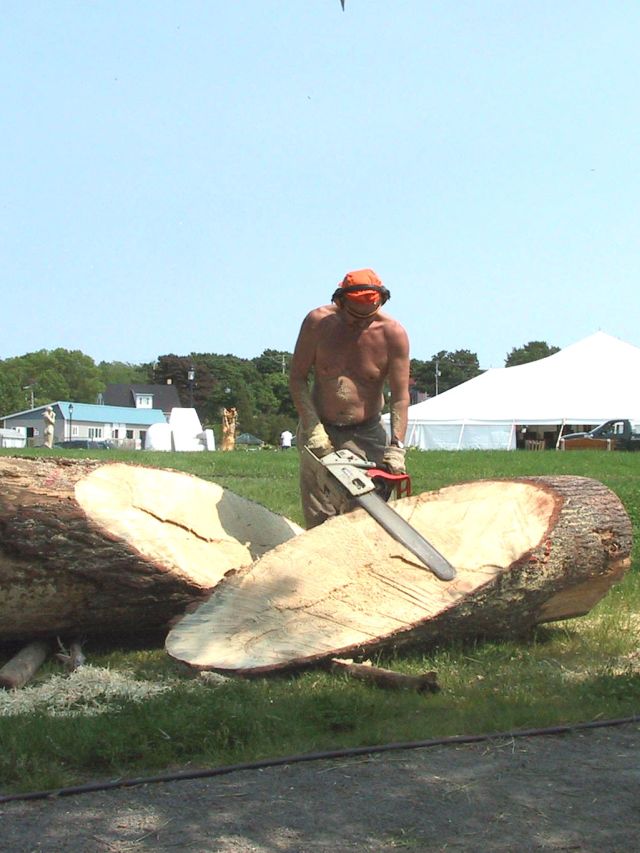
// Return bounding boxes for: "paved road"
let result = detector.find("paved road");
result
[1,722,638,852]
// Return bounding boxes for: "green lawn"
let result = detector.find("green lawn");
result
[0,447,638,794]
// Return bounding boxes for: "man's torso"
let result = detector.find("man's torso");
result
[311,307,392,425]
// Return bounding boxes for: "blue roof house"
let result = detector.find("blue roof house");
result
[1,402,167,449]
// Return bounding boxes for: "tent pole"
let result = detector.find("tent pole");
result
[407,421,417,449]
[555,419,566,450]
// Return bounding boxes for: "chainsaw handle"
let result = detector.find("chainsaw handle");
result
[367,468,412,499]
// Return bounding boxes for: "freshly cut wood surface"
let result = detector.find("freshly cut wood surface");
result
[0,457,301,641]
[166,476,632,675]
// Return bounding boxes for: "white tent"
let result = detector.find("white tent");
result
[385,332,640,450]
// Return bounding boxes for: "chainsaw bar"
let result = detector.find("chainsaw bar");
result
[355,491,456,581]
[306,446,456,581]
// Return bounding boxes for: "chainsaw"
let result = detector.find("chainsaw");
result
[304,446,456,581]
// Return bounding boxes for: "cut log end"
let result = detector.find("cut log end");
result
[166,475,633,676]
[0,458,302,642]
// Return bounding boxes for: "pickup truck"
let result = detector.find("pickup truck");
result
[560,419,640,451]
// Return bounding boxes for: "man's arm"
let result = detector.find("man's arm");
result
[289,309,334,456]
[386,322,411,443]
[289,311,322,432]
[382,322,410,474]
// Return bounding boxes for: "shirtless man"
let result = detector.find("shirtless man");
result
[289,268,410,528]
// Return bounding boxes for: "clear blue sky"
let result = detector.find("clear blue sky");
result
[3,1,639,369]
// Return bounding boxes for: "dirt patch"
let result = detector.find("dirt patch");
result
[1,721,638,851]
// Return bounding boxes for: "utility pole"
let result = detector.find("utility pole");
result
[267,354,287,374]
[187,366,195,408]
[22,385,35,409]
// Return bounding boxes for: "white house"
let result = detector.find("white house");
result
[1,402,167,449]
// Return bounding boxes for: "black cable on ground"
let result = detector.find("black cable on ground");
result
[1,713,638,805]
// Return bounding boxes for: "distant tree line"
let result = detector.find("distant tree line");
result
[409,341,560,398]
[0,341,558,445]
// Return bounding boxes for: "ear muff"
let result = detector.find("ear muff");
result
[331,284,391,305]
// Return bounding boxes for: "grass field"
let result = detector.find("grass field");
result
[1,447,639,794]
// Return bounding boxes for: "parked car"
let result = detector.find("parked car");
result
[53,439,114,450]
[561,419,640,451]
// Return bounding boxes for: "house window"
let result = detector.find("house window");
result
[135,394,153,409]
[126,429,134,439]
[88,427,103,439]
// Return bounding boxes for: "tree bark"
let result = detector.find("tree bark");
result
[166,476,632,675]
[0,457,301,642]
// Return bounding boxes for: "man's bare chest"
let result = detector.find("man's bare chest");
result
[315,326,387,379]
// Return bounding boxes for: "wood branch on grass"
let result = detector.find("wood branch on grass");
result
[331,658,440,693]
[0,641,50,689]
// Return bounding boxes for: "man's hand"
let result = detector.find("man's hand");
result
[305,423,334,458]
[382,445,406,474]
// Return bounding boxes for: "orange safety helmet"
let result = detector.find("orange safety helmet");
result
[331,268,391,306]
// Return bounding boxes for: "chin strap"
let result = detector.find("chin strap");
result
[343,302,382,319]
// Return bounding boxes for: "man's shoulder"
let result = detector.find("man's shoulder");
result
[378,309,408,332]
[378,311,410,349]
[303,304,338,327]
[307,303,336,318]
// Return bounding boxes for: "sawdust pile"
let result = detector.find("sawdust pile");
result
[0,667,172,717]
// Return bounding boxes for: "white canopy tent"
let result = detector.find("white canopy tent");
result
[384,332,640,450]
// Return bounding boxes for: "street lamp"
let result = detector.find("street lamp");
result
[68,403,74,441]
[187,366,195,408]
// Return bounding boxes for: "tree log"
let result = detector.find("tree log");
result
[166,476,632,675]
[0,457,301,642]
